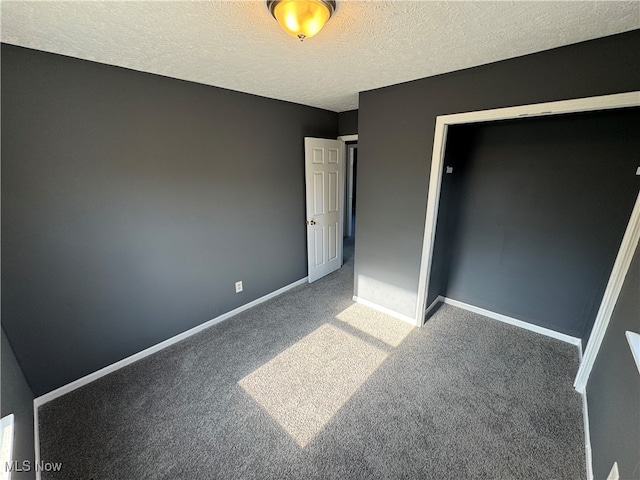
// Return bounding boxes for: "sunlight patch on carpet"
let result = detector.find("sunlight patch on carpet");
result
[335,303,414,347]
[238,323,387,447]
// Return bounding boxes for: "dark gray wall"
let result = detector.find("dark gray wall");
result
[587,245,640,480]
[1,44,337,396]
[1,329,35,479]
[432,110,639,344]
[355,29,640,319]
[338,109,358,136]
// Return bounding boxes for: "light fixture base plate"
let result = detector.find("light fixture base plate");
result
[267,0,337,19]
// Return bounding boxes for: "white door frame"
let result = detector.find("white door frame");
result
[346,145,356,237]
[338,135,358,142]
[414,91,640,389]
[338,135,358,237]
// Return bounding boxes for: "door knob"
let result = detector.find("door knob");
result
[307,220,316,225]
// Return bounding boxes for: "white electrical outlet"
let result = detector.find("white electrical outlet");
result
[446,166,454,174]
[235,281,243,293]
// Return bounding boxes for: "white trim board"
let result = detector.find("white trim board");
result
[425,295,445,317]
[352,296,417,326]
[33,276,308,408]
[607,463,620,480]
[626,331,640,375]
[581,391,595,480]
[574,191,640,392]
[441,297,582,347]
[33,405,40,480]
[337,134,358,142]
[1,414,15,479]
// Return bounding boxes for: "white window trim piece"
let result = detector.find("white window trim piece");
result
[626,331,640,375]
[0,414,15,480]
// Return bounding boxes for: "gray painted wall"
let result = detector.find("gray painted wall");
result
[1,329,35,480]
[587,244,640,480]
[338,109,358,136]
[355,30,640,320]
[1,44,337,396]
[432,110,639,345]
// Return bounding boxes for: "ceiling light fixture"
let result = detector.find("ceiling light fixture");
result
[267,0,336,41]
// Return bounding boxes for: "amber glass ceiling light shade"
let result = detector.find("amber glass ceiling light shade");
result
[267,0,336,41]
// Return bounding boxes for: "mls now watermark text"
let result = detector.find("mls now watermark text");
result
[5,461,63,472]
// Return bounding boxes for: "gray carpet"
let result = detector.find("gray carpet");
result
[38,238,585,479]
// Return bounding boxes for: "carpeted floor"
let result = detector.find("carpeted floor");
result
[38,238,585,479]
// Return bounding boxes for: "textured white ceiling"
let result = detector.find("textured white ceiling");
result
[1,1,638,112]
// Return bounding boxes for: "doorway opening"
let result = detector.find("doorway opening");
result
[345,142,358,238]
[339,134,358,267]
[303,135,357,284]
[413,92,640,394]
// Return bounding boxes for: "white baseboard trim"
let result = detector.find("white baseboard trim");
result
[441,297,583,348]
[352,296,418,326]
[581,391,594,480]
[578,341,584,363]
[425,295,445,319]
[33,277,308,409]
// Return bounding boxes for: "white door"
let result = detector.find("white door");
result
[304,137,345,283]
